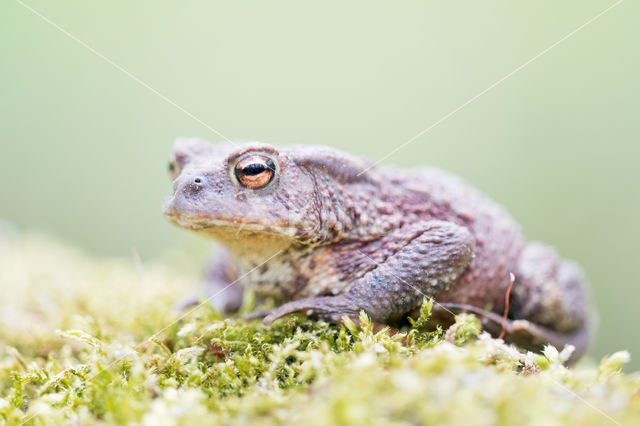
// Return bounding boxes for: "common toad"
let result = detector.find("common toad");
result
[163,138,590,359]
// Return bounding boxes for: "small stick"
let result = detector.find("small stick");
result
[498,273,516,340]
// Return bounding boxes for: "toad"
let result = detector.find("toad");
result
[163,138,590,359]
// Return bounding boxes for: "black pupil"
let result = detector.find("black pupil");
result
[240,162,269,176]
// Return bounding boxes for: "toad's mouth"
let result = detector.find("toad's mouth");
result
[163,211,302,238]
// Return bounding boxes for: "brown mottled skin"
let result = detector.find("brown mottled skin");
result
[164,138,590,360]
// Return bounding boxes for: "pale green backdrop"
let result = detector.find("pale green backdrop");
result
[1,1,638,368]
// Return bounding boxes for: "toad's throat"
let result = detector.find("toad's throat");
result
[165,212,307,257]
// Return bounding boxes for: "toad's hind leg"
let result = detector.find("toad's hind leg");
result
[430,302,590,365]
[509,242,591,356]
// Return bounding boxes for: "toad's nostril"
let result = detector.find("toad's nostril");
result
[182,176,204,195]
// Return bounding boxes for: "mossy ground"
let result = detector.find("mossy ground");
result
[0,235,638,425]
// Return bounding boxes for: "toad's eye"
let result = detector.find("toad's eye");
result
[168,158,180,180]
[234,155,276,189]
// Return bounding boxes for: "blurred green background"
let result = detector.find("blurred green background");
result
[1,1,638,367]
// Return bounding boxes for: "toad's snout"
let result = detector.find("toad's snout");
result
[163,173,207,218]
[175,172,207,195]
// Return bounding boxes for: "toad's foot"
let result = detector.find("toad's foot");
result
[258,295,361,325]
[431,302,590,365]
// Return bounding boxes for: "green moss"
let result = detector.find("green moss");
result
[0,235,639,425]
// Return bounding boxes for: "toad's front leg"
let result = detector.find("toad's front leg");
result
[173,248,244,314]
[260,221,475,325]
